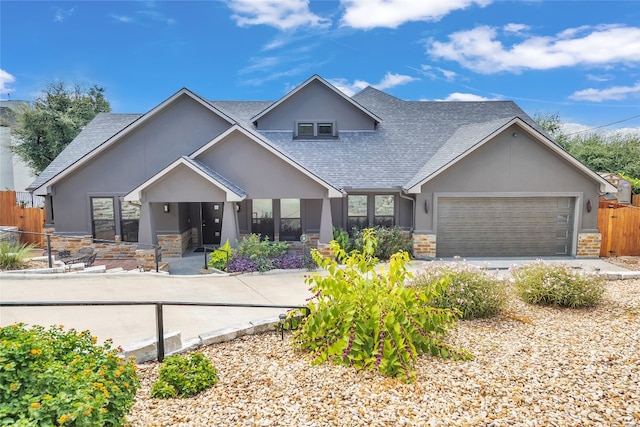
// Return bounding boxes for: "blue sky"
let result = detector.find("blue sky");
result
[1,0,639,135]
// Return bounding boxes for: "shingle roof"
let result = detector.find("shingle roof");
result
[29,84,549,193]
[181,156,246,198]
[27,113,141,191]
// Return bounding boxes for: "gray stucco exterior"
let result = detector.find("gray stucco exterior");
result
[28,75,614,258]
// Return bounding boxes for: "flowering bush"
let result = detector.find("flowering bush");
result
[292,229,470,383]
[511,260,605,308]
[150,353,218,398]
[0,323,139,426]
[412,262,508,319]
[226,256,257,273]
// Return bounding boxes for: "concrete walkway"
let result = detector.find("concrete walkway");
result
[1,256,637,361]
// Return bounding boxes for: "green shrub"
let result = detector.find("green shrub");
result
[0,241,34,270]
[291,229,470,383]
[0,323,139,426]
[511,260,605,308]
[150,353,218,398]
[208,239,232,271]
[352,226,413,260]
[332,227,352,259]
[235,234,289,260]
[412,262,508,319]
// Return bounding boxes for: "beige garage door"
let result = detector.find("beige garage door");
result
[436,197,575,257]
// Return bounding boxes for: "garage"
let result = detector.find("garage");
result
[436,196,576,258]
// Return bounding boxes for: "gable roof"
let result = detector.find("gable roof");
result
[404,116,617,193]
[28,88,235,195]
[249,74,382,125]
[191,124,344,198]
[124,156,246,202]
[27,113,141,193]
[28,75,614,198]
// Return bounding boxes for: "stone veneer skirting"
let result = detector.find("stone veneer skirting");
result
[157,229,193,258]
[576,232,602,257]
[43,228,139,259]
[412,234,437,259]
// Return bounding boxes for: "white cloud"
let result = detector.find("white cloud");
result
[0,69,16,95]
[438,92,496,101]
[503,23,530,34]
[111,15,132,23]
[569,82,640,102]
[428,24,640,74]
[54,7,75,22]
[340,0,491,30]
[329,73,417,96]
[420,65,457,81]
[228,0,330,31]
[587,74,613,82]
[374,72,419,90]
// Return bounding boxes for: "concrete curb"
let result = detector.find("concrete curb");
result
[122,316,284,364]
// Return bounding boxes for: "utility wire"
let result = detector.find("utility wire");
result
[565,114,640,136]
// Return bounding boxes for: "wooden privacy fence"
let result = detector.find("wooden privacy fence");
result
[598,200,640,257]
[0,191,45,247]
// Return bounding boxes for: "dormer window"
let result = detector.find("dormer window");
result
[295,121,336,139]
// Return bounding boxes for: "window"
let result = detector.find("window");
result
[297,123,314,137]
[252,199,274,241]
[374,195,395,227]
[295,121,336,138]
[280,199,301,241]
[347,195,368,232]
[119,197,140,242]
[91,197,116,241]
[317,123,334,136]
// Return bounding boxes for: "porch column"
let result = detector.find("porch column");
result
[319,197,333,244]
[220,201,240,247]
[138,201,156,246]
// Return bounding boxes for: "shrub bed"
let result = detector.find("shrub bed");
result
[210,234,317,273]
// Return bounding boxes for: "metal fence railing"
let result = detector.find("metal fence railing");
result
[0,301,309,362]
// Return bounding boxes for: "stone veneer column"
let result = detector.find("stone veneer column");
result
[576,232,602,257]
[412,234,436,259]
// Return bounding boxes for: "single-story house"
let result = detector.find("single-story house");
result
[27,74,615,260]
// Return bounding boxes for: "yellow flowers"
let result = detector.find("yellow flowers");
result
[30,402,41,408]
[29,348,42,356]
[9,383,18,391]
[58,414,70,424]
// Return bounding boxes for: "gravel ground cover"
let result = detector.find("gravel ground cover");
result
[128,278,639,427]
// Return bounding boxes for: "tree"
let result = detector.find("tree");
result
[10,82,111,175]
[533,112,569,147]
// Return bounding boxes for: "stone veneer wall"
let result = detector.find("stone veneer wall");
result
[43,228,138,259]
[412,234,437,259]
[576,232,602,257]
[157,229,192,258]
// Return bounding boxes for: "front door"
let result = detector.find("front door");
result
[202,202,224,246]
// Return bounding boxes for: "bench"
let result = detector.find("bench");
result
[58,249,97,267]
